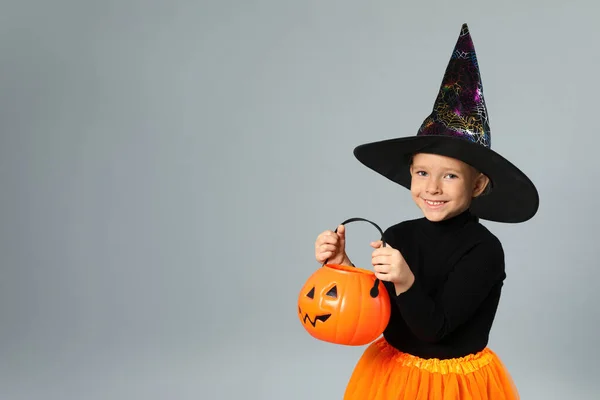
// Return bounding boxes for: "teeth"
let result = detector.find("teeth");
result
[425,200,446,205]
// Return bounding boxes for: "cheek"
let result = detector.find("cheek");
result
[447,184,471,201]
[409,177,422,195]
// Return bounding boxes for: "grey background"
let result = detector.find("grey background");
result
[1,0,598,399]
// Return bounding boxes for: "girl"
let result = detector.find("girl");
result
[314,24,538,399]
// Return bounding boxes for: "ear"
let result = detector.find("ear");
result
[472,173,490,198]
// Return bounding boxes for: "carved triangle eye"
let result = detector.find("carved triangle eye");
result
[326,285,337,298]
[306,287,315,299]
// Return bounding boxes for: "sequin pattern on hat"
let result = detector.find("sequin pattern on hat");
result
[417,24,491,149]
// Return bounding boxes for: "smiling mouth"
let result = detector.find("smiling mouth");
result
[299,307,331,327]
[423,199,448,206]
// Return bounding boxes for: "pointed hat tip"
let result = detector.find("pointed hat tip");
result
[461,22,469,33]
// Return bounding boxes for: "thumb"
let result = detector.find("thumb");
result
[337,224,346,240]
[370,240,383,248]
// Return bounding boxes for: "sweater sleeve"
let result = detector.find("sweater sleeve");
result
[394,238,506,343]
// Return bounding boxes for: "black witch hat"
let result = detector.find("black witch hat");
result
[353,24,539,223]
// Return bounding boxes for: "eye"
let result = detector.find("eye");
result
[326,285,337,298]
[306,287,315,299]
[415,170,427,176]
[445,173,458,179]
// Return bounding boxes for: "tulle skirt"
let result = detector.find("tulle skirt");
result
[344,337,519,399]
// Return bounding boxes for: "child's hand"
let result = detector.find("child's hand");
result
[315,225,349,265]
[370,241,415,294]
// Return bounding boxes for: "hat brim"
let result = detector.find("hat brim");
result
[353,135,539,223]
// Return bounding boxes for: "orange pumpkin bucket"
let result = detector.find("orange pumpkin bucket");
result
[298,218,391,346]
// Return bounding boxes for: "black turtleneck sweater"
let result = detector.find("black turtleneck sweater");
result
[380,209,506,360]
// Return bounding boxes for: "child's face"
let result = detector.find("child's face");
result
[409,153,489,222]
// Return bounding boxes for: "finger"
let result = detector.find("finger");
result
[373,264,390,274]
[319,248,341,261]
[318,244,338,253]
[317,230,334,239]
[371,256,392,265]
[318,232,339,245]
[373,248,398,260]
[375,272,391,281]
[371,247,391,256]
[317,251,334,262]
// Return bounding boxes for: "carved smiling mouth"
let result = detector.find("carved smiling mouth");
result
[298,307,331,327]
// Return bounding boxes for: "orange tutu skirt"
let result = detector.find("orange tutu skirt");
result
[344,337,519,400]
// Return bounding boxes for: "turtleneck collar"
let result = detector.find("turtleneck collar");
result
[419,208,476,237]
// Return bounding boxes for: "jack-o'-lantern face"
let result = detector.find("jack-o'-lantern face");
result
[297,264,391,346]
[298,283,338,328]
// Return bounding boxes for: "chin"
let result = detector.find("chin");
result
[423,213,447,222]
[420,206,463,222]
[416,203,448,221]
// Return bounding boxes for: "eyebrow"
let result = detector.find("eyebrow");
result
[412,165,463,174]
[411,164,428,170]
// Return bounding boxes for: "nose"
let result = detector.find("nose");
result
[426,177,441,194]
